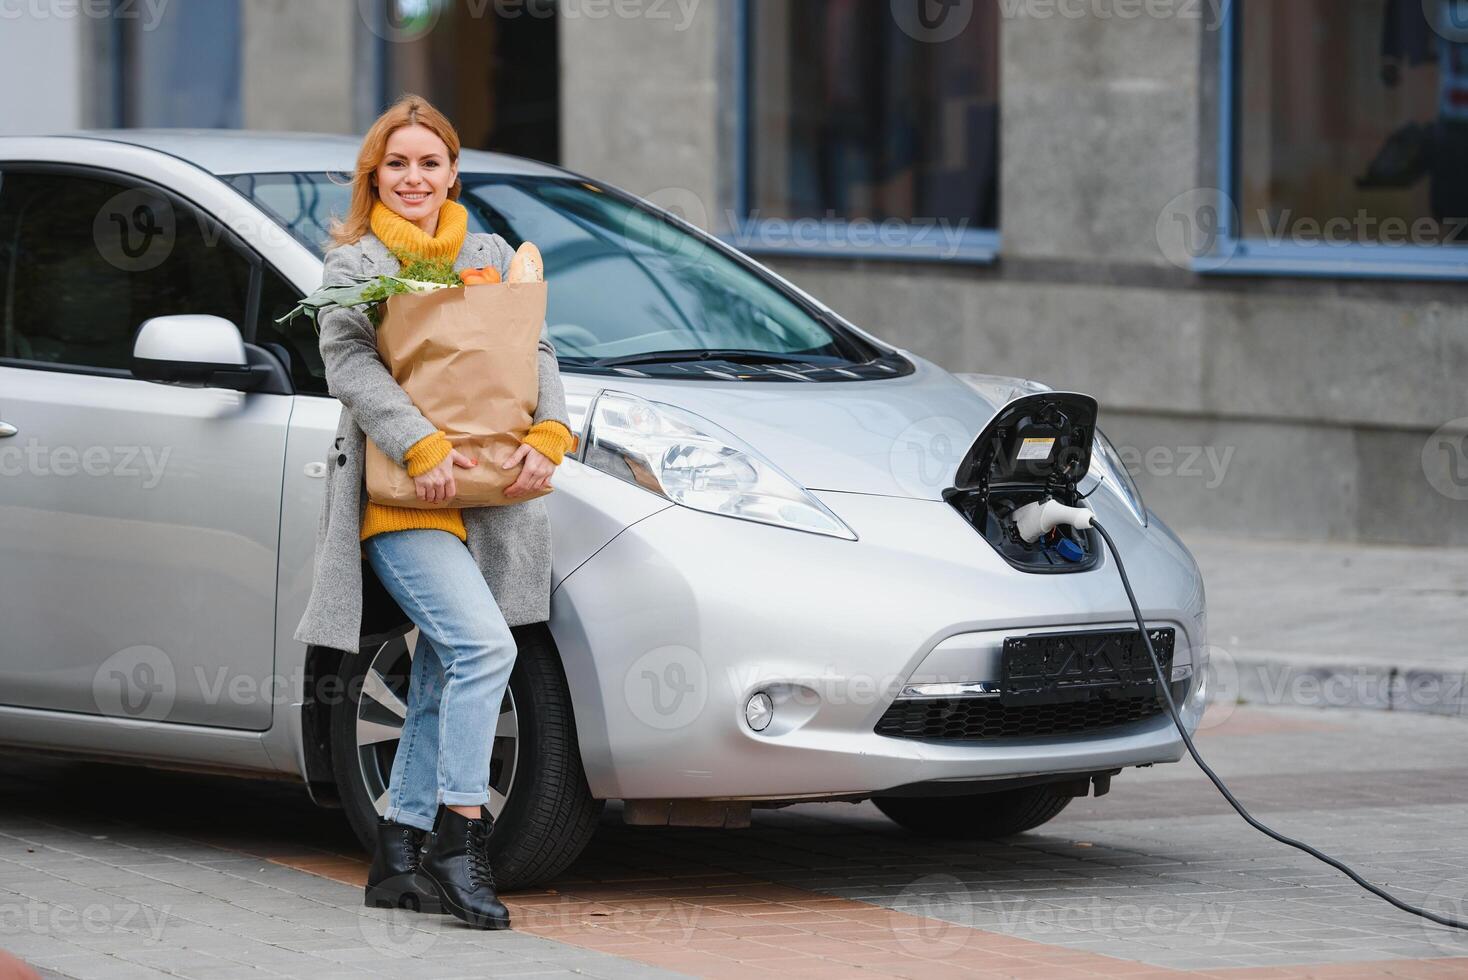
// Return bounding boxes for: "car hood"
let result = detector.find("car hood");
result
[562,353,1056,500]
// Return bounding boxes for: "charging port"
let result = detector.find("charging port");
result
[942,392,1101,574]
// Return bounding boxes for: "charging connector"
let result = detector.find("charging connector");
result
[1012,498,1094,544]
[1091,517,1466,932]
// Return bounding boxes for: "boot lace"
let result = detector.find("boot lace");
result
[465,818,497,890]
[399,826,421,867]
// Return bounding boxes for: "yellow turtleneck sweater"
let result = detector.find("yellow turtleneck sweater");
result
[358,198,573,547]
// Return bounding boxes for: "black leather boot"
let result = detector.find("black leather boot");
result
[417,804,511,929]
[364,817,445,914]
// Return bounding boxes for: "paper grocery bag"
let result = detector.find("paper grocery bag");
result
[364,280,553,508]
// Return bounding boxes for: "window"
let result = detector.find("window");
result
[734,0,1000,261]
[110,0,242,128]
[0,170,251,372]
[1215,0,1468,278]
[255,266,329,396]
[225,172,901,381]
[362,0,560,161]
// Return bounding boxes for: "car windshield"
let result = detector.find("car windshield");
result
[226,172,892,377]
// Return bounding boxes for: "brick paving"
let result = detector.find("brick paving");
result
[2,701,1465,978]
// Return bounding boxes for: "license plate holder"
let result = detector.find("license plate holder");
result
[1000,628,1175,707]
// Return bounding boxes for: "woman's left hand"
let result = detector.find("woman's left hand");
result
[503,442,555,497]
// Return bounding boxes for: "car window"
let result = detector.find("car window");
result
[254,263,327,395]
[0,169,253,372]
[226,172,880,372]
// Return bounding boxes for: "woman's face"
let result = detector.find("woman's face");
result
[374,124,458,232]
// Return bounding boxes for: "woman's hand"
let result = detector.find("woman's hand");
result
[503,443,555,498]
[415,448,477,503]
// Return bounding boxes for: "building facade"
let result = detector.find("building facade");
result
[5,0,1466,545]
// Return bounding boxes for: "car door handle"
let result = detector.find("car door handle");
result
[0,421,16,438]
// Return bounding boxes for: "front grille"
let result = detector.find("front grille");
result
[874,681,1189,741]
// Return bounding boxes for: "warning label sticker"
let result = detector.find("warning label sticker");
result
[1016,437,1056,461]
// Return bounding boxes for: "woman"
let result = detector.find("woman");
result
[291,95,575,931]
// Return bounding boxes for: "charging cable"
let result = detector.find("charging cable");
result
[1088,517,1466,931]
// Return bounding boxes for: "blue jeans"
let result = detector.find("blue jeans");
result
[361,528,517,832]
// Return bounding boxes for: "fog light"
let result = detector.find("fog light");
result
[745,692,773,731]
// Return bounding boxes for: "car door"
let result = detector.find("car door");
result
[0,161,290,730]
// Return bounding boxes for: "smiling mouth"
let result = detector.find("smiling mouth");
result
[398,191,430,202]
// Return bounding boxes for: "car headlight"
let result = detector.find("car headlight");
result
[583,389,857,540]
[1084,427,1147,527]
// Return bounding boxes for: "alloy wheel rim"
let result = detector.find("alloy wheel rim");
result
[355,629,520,821]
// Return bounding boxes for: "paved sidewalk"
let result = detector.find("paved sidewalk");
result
[2,702,1466,978]
[1185,533,1468,716]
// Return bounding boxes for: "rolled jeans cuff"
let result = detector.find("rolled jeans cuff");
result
[440,789,490,807]
[385,805,436,832]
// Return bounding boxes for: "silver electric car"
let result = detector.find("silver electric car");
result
[0,131,1209,887]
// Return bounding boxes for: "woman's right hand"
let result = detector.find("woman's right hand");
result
[415,448,477,503]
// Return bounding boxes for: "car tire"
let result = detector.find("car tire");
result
[330,625,604,889]
[872,784,1073,839]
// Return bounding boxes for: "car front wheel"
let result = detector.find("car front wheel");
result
[329,625,603,889]
[873,784,1073,838]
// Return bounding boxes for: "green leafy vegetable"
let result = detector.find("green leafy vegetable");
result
[275,274,451,333]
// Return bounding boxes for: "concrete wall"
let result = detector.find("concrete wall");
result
[242,0,357,133]
[0,11,85,135]
[558,0,1468,547]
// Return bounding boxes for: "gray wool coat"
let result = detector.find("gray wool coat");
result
[292,229,572,655]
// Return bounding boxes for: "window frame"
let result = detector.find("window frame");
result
[1208,0,1468,281]
[0,162,293,390]
[722,0,1001,265]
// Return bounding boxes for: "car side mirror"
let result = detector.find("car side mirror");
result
[131,315,274,391]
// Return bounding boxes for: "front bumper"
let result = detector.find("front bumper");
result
[549,488,1208,801]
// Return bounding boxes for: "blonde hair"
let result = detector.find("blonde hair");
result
[325,93,463,248]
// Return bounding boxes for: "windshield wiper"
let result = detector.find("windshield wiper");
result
[589,348,827,368]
